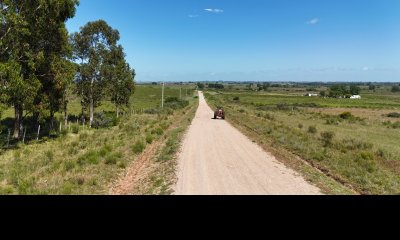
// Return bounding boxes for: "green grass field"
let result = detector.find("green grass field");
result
[0,84,197,194]
[205,87,400,194]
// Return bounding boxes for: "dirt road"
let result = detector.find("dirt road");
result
[174,92,322,195]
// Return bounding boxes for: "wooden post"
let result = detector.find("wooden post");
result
[37,125,40,141]
[22,127,27,144]
[162,82,165,109]
[59,122,62,133]
[6,129,10,148]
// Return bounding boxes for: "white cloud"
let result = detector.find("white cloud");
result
[204,8,224,13]
[188,14,199,18]
[307,18,319,25]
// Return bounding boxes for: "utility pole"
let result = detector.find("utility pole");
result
[161,82,165,109]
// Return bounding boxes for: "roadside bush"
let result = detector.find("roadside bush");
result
[132,141,146,154]
[308,126,317,134]
[146,135,154,144]
[387,112,400,118]
[151,128,164,136]
[384,121,400,129]
[392,122,400,129]
[320,131,335,147]
[105,153,122,165]
[78,150,100,165]
[276,103,290,111]
[60,128,69,136]
[99,144,113,156]
[145,108,159,115]
[164,97,189,110]
[326,118,339,125]
[71,124,80,134]
[92,112,114,129]
[339,112,353,120]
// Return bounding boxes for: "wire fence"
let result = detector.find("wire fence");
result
[0,108,149,150]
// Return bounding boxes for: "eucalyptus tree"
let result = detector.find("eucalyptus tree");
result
[72,20,120,127]
[103,45,135,118]
[1,0,78,138]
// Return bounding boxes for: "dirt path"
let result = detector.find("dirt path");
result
[174,92,322,195]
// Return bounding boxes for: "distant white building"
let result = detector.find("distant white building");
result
[350,95,361,99]
[305,93,319,97]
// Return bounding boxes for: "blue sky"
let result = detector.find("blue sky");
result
[67,0,400,82]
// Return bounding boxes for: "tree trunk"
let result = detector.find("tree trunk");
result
[89,78,94,128]
[13,105,23,139]
[89,96,94,128]
[63,94,68,126]
[50,110,55,131]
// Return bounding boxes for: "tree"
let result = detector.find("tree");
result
[1,0,78,138]
[320,91,326,97]
[262,82,270,91]
[328,85,348,98]
[104,45,135,118]
[197,82,205,90]
[392,86,400,93]
[368,84,376,91]
[72,20,120,127]
[350,85,361,95]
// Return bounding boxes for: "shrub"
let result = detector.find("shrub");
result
[146,135,154,144]
[144,108,159,115]
[298,124,303,129]
[60,127,69,136]
[92,112,114,129]
[105,153,121,165]
[71,124,80,134]
[387,112,400,118]
[392,122,400,129]
[308,126,317,134]
[152,127,164,136]
[99,144,113,156]
[276,103,289,110]
[78,151,100,165]
[233,96,240,101]
[320,131,335,147]
[132,141,146,154]
[164,97,189,110]
[339,112,353,120]
[326,118,339,125]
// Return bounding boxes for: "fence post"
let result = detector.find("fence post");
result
[6,129,10,148]
[23,127,27,144]
[37,125,40,141]
[59,122,62,133]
